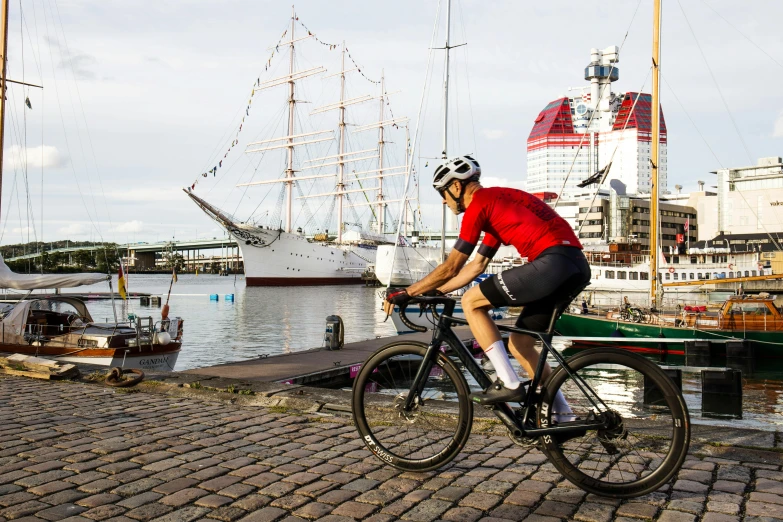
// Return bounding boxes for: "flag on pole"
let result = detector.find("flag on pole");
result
[684,217,689,232]
[117,262,128,300]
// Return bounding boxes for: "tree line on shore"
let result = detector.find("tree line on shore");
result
[0,241,124,273]
[0,241,222,274]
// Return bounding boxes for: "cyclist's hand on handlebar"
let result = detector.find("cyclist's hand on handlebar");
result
[423,289,445,297]
[383,288,411,317]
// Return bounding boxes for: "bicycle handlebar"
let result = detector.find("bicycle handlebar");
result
[396,296,456,333]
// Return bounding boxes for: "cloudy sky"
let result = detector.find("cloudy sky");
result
[1,0,782,245]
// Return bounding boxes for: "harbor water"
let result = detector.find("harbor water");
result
[70,273,396,370]
[63,274,782,431]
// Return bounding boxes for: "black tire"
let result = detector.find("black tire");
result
[352,341,473,472]
[537,348,690,498]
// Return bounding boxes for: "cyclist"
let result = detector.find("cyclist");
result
[384,155,590,413]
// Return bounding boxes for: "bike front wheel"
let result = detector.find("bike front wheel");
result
[538,348,690,498]
[352,341,473,472]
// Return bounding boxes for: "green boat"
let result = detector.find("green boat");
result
[555,294,783,359]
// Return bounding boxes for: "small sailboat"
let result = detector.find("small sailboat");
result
[0,255,182,371]
[0,0,182,371]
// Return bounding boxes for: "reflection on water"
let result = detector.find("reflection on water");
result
[460,339,782,432]
[556,342,783,432]
[61,274,395,371]
[52,274,782,431]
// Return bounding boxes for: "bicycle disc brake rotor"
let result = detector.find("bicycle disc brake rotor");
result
[393,393,421,424]
[596,410,628,455]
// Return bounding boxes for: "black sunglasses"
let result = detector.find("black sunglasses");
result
[438,183,455,200]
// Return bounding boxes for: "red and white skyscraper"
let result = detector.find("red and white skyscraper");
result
[526,46,667,200]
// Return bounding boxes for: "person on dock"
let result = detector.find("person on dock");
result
[383,155,590,414]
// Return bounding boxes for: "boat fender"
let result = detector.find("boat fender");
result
[154,332,172,345]
[610,328,625,338]
[105,367,144,388]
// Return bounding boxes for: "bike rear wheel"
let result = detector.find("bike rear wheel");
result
[352,341,473,472]
[538,348,690,498]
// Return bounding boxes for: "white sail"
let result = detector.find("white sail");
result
[0,256,107,290]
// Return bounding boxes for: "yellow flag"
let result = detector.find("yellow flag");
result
[117,263,127,300]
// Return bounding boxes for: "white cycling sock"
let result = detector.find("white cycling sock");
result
[553,389,573,414]
[484,340,520,389]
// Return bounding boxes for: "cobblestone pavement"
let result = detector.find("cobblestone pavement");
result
[1,376,782,522]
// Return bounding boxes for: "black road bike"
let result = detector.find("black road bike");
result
[352,288,690,498]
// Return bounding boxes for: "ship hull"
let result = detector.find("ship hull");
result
[374,245,442,286]
[246,276,364,286]
[0,343,182,372]
[556,313,783,358]
[234,225,375,286]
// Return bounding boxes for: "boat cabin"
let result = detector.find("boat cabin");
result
[718,295,783,331]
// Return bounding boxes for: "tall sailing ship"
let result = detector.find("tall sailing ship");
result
[186,8,411,286]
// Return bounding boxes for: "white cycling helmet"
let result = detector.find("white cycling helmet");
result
[432,155,481,192]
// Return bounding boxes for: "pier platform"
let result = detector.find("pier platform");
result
[181,326,480,385]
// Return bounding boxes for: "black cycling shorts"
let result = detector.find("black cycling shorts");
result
[478,246,591,335]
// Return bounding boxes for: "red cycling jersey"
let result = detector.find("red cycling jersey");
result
[455,187,582,261]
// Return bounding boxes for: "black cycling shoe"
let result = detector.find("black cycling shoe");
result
[470,379,525,405]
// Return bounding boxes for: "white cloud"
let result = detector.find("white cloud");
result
[11,226,37,237]
[482,129,506,140]
[57,223,88,236]
[774,111,783,138]
[114,220,144,234]
[5,145,68,170]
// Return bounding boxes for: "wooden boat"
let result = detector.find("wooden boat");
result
[0,296,182,371]
[0,260,183,371]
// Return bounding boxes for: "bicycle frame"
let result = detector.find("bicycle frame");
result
[402,299,612,439]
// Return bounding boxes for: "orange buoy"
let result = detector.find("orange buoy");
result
[161,303,170,320]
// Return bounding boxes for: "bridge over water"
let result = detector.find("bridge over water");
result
[4,231,461,271]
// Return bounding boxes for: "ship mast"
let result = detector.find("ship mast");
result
[650,0,662,308]
[337,42,346,243]
[404,125,410,237]
[240,19,409,239]
[284,5,296,234]
[377,72,385,234]
[0,0,8,218]
[439,0,452,263]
